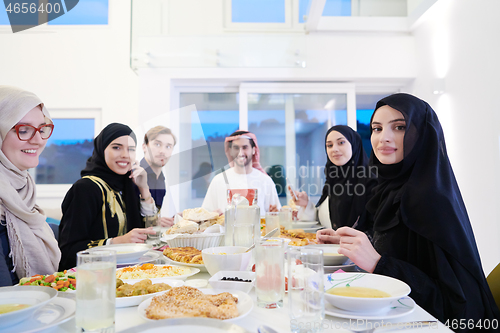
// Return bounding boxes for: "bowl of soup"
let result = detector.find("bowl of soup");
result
[0,286,58,328]
[323,272,411,313]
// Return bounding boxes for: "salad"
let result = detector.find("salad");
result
[19,270,76,292]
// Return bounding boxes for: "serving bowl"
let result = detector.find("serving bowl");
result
[208,271,255,293]
[116,264,200,283]
[161,232,224,251]
[323,272,411,313]
[201,246,252,276]
[0,286,58,328]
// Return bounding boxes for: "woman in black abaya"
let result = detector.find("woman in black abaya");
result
[292,125,376,236]
[59,123,156,269]
[336,93,499,328]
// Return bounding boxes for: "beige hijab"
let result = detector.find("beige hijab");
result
[0,85,61,279]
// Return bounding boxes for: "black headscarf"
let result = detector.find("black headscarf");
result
[316,125,374,231]
[366,93,489,300]
[81,123,141,230]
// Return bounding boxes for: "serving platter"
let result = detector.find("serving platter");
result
[116,280,185,308]
[137,289,253,322]
[120,317,251,333]
[163,256,207,273]
[117,251,162,268]
[117,265,200,283]
[290,221,320,228]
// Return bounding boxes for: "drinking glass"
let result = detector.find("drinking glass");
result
[265,211,280,235]
[76,250,116,333]
[255,238,285,309]
[279,207,292,231]
[287,248,325,333]
[145,213,161,244]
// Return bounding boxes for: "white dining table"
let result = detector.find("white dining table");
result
[49,271,453,333]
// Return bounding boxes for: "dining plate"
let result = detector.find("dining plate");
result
[120,317,251,333]
[302,226,324,233]
[163,256,207,273]
[137,289,253,322]
[291,221,320,228]
[89,244,153,264]
[323,263,357,273]
[116,279,185,308]
[1,295,76,333]
[117,251,162,268]
[324,297,416,320]
[118,265,200,283]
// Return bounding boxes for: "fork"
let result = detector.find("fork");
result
[349,320,437,333]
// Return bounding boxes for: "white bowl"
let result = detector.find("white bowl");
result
[201,246,252,276]
[324,273,411,313]
[0,286,58,328]
[162,233,224,251]
[208,271,255,293]
[305,244,348,266]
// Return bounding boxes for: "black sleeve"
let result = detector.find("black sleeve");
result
[374,245,497,328]
[58,179,107,270]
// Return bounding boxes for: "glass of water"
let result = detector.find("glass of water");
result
[255,238,285,309]
[145,213,161,244]
[287,247,325,333]
[265,211,280,235]
[76,250,116,333]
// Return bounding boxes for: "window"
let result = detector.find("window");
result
[37,118,95,184]
[178,93,239,209]
[48,0,108,25]
[355,93,392,156]
[224,0,293,31]
[174,83,356,209]
[0,0,108,26]
[247,92,348,204]
[231,0,285,23]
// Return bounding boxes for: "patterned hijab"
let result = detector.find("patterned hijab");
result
[0,85,60,279]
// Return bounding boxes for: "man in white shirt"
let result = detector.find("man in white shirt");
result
[202,130,281,215]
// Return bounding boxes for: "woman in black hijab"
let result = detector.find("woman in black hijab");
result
[292,125,375,235]
[336,94,499,328]
[59,123,156,269]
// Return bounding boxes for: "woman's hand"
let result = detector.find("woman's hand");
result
[159,217,174,227]
[316,229,340,244]
[129,161,149,192]
[288,186,309,208]
[336,227,381,273]
[111,228,156,244]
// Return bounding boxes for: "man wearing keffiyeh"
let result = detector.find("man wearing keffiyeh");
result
[201,130,280,216]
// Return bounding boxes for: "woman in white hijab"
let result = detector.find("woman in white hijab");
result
[0,86,61,286]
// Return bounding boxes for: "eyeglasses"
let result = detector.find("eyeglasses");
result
[13,124,54,141]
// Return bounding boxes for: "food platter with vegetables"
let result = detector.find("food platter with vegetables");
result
[19,271,76,292]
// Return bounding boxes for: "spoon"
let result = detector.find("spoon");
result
[258,325,278,333]
[245,227,279,252]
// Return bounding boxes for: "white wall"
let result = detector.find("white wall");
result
[0,0,139,211]
[410,0,500,274]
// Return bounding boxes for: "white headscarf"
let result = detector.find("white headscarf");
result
[0,85,61,279]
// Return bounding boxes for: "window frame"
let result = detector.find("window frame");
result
[224,0,305,32]
[35,108,101,199]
